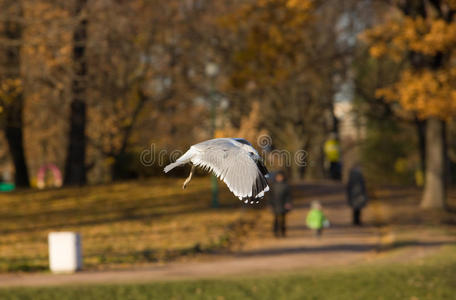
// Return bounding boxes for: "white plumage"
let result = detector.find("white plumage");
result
[164,138,270,203]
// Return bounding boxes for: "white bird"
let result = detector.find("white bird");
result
[164,138,270,203]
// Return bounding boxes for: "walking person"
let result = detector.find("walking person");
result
[268,171,292,237]
[324,132,342,181]
[306,200,329,238]
[347,165,368,226]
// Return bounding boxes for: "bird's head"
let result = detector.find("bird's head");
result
[233,138,260,159]
[233,137,270,177]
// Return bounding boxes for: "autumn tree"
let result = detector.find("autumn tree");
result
[353,44,430,185]
[219,0,356,179]
[84,0,215,181]
[362,0,456,208]
[63,0,88,185]
[0,0,30,187]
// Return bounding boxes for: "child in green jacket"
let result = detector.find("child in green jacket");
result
[306,200,329,237]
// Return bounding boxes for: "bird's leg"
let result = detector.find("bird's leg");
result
[183,165,195,189]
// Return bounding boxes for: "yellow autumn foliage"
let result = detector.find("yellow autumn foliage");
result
[286,0,313,10]
[222,0,314,88]
[376,69,456,119]
[362,10,456,119]
[0,78,23,106]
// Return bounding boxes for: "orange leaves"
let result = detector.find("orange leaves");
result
[223,0,314,88]
[361,18,404,61]
[0,78,23,104]
[410,19,456,55]
[362,16,456,59]
[286,0,313,10]
[376,69,456,119]
[22,1,72,79]
[257,0,313,11]
[362,8,456,119]
[0,78,22,92]
[368,43,388,59]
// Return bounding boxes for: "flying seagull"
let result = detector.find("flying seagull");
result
[164,138,270,203]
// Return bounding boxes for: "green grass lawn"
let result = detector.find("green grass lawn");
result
[0,178,261,272]
[1,246,455,300]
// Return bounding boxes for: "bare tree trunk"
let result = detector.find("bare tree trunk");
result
[415,118,426,175]
[421,117,446,209]
[2,16,30,187]
[4,95,29,187]
[64,0,88,185]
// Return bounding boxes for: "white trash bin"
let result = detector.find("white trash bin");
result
[48,232,82,273]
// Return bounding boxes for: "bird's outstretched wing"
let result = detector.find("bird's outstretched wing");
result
[191,139,269,202]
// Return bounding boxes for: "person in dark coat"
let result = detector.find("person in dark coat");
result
[268,171,292,237]
[347,165,368,226]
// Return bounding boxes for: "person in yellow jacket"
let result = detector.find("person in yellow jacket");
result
[324,133,342,180]
[306,200,329,237]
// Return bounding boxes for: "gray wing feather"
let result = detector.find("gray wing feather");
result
[191,139,269,201]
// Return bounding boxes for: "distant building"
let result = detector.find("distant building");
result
[334,100,365,141]
[334,100,366,180]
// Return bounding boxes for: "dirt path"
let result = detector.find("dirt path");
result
[0,182,452,288]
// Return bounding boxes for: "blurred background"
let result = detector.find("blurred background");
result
[0,0,455,299]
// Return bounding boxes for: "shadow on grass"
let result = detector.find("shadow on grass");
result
[0,188,240,235]
[237,240,456,258]
[381,240,456,251]
[287,223,378,234]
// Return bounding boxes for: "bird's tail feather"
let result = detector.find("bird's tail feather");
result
[164,161,183,173]
[163,148,194,173]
